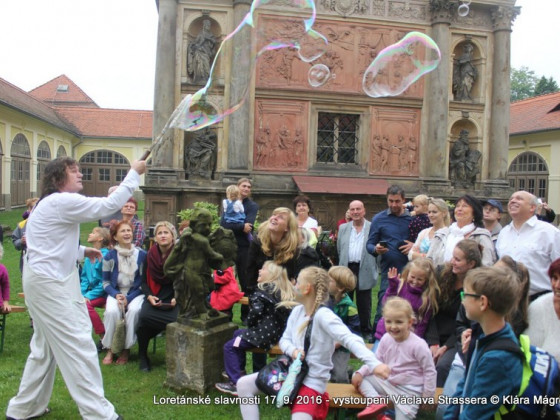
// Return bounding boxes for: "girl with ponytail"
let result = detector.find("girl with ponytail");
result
[237,266,390,420]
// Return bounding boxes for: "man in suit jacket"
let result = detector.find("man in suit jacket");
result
[337,200,378,341]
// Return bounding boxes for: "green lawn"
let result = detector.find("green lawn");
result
[0,207,434,419]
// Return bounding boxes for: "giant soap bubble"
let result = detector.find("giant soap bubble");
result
[362,31,441,98]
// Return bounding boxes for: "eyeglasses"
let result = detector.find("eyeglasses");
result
[460,291,481,300]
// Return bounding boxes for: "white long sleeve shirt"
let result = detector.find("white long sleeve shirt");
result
[496,216,560,295]
[26,170,140,279]
[279,305,381,394]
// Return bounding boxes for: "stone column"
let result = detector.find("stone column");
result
[422,0,453,191]
[152,0,177,169]
[227,0,252,172]
[487,6,520,184]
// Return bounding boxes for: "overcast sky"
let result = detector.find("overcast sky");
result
[0,0,556,111]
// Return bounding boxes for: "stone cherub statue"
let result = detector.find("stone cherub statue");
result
[164,208,235,322]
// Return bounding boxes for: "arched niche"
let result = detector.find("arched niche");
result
[452,38,484,103]
[185,16,222,86]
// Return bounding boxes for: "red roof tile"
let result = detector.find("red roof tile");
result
[510,91,560,135]
[28,74,99,108]
[0,77,76,133]
[54,107,152,139]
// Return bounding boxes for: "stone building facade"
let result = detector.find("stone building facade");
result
[144,0,519,229]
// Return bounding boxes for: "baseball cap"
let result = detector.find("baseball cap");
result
[482,199,503,213]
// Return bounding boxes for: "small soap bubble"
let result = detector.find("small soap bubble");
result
[362,31,441,98]
[171,0,328,132]
[458,4,470,17]
[308,64,331,87]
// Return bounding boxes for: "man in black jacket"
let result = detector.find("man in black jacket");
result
[220,178,258,323]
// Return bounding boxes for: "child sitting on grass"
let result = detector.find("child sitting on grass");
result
[327,265,361,383]
[443,266,523,420]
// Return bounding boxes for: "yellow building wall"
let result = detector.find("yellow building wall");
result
[509,130,560,214]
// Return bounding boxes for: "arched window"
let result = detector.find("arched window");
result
[57,145,67,157]
[37,141,52,181]
[79,150,130,197]
[10,133,31,206]
[507,152,549,200]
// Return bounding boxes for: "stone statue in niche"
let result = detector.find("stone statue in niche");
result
[185,128,216,178]
[453,42,478,101]
[187,19,217,85]
[164,209,233,322]
[449,129,481,188]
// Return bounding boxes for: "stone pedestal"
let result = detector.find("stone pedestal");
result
[164,314,237,394]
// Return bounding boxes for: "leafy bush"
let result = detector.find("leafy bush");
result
[177,202,220,232]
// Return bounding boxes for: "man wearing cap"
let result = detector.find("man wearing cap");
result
[482,199,503,244]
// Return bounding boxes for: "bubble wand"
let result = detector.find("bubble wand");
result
[139,94,193,161]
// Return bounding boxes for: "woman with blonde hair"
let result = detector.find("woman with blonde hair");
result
[246,207,300,286]
[409,198,450,261]
[245,207,300,373]
[136,221,178,372]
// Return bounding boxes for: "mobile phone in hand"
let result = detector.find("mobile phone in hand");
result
[378,241,388,248]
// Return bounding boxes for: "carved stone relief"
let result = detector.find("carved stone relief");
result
[254,100,308,171]
[256,16,425,98]
[491,6,520,31]
[320,0,368,16]
[370,107,421,176]
[389,1,427,20]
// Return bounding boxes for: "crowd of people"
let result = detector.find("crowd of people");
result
[3,163,560,420]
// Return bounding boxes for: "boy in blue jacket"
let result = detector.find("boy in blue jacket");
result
[444,266,522,420]
[327,266,362,383]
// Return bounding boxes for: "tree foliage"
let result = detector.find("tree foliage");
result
[534,76,559,96]
[511,66,559,100]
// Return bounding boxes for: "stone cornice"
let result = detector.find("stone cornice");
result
[491,5,520,31]
[429,0,454,25]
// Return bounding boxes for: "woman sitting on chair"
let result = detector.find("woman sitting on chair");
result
[136,221,179,372]
[102,220,146,365]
